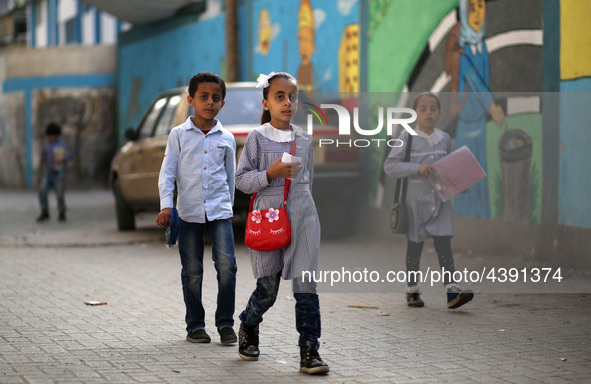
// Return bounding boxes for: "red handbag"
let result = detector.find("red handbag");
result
[244,139,295,252]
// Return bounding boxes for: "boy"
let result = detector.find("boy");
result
[156,72,238,344]
[37,122,73,222]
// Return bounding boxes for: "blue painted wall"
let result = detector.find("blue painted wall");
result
[239,0,359,90]
[558,81,591,229]
[118,14,226,135]
[118,0,360,137]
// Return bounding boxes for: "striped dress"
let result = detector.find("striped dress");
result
[384,128,455,243]
[236,123,320,280]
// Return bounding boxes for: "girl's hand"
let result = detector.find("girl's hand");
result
[267,156,303,180]
[490,102,506,128]
[156,208,172,228]
[418,164,435,179]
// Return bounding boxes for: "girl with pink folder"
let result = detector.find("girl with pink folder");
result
[384,93,474,309]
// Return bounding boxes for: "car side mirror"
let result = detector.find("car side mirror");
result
[124,128,138,141]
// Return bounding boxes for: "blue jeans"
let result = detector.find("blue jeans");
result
[239,272,321,350]
[178,218,236,332]
[39,170,66,214]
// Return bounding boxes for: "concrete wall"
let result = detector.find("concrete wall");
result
[0,44,117,188]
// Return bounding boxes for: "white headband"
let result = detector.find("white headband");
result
[256,72,276,88]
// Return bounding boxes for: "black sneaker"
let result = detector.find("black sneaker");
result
[406,292,425,307]
[238,322,259,361]
[218,326,237,345]
[186,329,211,343]
[447,285,474,309]
[58,212,66,222]
[36,212,49,222]
[300,348,330,375]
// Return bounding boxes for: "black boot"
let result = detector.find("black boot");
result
[300,348,329,375]
[238,322,259,361]
[36,212,49,222]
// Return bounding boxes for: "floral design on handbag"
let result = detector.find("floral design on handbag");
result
[244,139,296,251]
[250,210,263,224]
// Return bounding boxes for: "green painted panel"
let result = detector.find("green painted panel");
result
[369,0,458,92]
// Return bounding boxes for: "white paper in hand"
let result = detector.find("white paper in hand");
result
[281,152,302,164]
[281,152,302,180]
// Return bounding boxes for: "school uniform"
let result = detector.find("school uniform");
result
[384,128,454,243]
[235,122,320,280]
[236,122,321,350]
[384,128,457,288]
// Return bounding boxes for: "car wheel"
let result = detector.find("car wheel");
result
[113,178,136,231]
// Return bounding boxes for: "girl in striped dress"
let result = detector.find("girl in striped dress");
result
[384,93,474,309]
[236,72,329,375]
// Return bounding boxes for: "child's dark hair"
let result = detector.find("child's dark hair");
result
[412,92,441,111]
[260,72,298,124]
[188,72,226,100]
[45,122,61,136]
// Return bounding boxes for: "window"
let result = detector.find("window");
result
[137,97,167,139]
[35,3,42,28]
[153,95,182,138]
[65,17,76,44]
[216,88,260,125]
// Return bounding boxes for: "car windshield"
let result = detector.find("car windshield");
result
[216,88,261,125]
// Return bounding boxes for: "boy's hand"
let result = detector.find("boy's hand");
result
[418,164,435,178]
[266,157,303,181]
[156,208,172,228]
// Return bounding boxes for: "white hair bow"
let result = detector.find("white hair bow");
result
[256,72,276,88]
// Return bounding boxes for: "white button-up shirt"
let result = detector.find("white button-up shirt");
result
[159,117,236,223]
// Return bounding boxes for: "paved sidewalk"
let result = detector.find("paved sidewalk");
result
[1,189,590,383]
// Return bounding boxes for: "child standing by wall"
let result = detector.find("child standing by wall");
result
[36,122,73,222]
[384,93,474,309]
[157,72,238,345]
[236,72,329,375]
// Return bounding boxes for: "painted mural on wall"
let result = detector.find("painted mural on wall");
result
[339,24,360,93]
[0,92,26,188]
[33,89,117,187]
[297,0,316,92]
[258,9,272,55]
[372,0,543,223]
[448,0,504,219]
[250,0,358,92]
[446,0,542,223]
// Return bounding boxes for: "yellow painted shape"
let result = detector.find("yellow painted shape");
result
[561,0,591,80]
[258,9,272,56]
[339,24,360,93]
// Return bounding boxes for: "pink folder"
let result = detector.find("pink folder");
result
[427,145,487,202]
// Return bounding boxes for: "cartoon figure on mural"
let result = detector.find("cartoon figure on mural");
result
[447,0,505,219]
[339,24,360,93]
[298,0,316,92]
[258,9,272,55]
